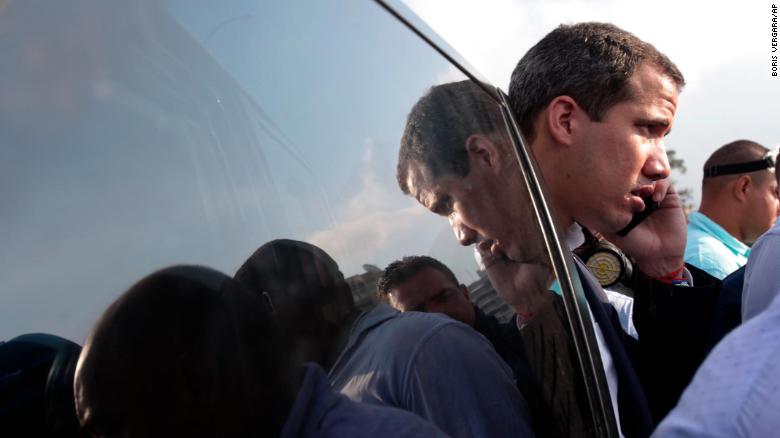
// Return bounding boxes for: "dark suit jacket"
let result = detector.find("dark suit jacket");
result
[707,265,744,352]
[629,264,721,422]
[575,259,654,438]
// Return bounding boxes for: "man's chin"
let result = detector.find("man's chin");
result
[504,248,548,266]
[589,211,633,235]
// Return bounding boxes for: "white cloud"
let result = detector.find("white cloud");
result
[307,138,436,274]
[403,0,765,89]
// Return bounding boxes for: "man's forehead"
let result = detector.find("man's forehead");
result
[627,63,680,111]
[392,267,455,295]
[405,163,442,209]
[387,284,427,311]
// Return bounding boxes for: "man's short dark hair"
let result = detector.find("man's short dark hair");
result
[377,255,459,301]
[508,22,685,141]
[702,139,772,191]
[397,80,505,194]
[235,239,355,312]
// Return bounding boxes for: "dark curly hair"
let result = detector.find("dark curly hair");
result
[377,255,459,301]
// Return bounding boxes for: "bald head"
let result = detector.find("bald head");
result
[75,266,294,438]
[702,140,774,195]
[699,140,779,244]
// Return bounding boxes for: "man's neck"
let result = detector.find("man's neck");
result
[529,136,575,233]
[698,203,744,242]
[552,203,575,235]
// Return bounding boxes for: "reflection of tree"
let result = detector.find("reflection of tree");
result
[668,149,694,216]
[345,265,382,311]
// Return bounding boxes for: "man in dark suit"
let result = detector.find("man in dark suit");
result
[396,23,719,436]
[397,77,654,437]
[507,22,721,423]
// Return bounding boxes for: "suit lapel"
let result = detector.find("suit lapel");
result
[575,259,654,438]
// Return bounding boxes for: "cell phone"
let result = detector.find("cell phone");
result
[616,195,660,237]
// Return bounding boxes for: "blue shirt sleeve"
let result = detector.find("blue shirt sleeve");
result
[743,229,780,320]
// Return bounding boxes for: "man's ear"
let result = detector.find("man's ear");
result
[465,134,502,173]
[734,175,752,202]
[459,284,470,300]
[385,291,403,311]
[546,96,578,146]
[261,291,276,316]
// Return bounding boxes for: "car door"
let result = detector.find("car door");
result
[1,0,614,436]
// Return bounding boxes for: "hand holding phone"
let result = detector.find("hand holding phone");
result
[603,182,686,278]
[616,196,660,237]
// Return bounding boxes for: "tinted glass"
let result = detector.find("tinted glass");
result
[1,0,607,436]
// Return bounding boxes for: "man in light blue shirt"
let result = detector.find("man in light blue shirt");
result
[652,291,780,437]
[685,211,750,279]
[685,140,778,279]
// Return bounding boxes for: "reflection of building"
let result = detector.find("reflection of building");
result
[346,264,382,311]
[468,272,514,323]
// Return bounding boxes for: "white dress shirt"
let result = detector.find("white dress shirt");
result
[566,223,625,438]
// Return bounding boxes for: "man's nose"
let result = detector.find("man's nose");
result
[643,141,671,181]
[449,215,477,246]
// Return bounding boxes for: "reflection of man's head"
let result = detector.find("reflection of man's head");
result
[75,266,293,438]
[377,255,475,326]
[397,80,544,264]
[234,239,355,368]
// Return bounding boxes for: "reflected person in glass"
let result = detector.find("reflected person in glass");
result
[377,255,552,436]
[234,239,534,438]
[75,265,447,438]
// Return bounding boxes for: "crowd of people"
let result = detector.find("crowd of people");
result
[2,21,779,438]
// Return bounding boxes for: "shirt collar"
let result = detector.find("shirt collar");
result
[565,222,586,251]
[689,211,751,257]
[328,304,398,378]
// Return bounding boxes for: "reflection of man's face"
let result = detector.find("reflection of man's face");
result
[386,267,475,326]
[403,137,547,265]
[559,63,678,233]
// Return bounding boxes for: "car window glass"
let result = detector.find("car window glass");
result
[1,0,605,435]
